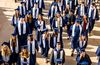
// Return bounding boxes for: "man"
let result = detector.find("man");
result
[76,2,87,17]
[88,2,99,35]
[65,10,75,39]
[50,42,65,65]
[71,18,82,56]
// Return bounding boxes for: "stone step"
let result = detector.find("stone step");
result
[96,3,100,6]
[43,9,48,13]
[44,0,53,4]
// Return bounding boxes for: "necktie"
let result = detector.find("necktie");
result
[30,43,32,54]
[35,9,37,18]
[82,41,84,47]
[57,50,60,58]
[21,23,23,35]
[22,6,24,15]
[13,43,16,53]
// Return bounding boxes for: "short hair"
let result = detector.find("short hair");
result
[92,2,95,6]
[57,42,61,45]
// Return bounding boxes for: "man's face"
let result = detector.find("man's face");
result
[56,13,60,18]
[57,44,61,50]
[34,4,36,7]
